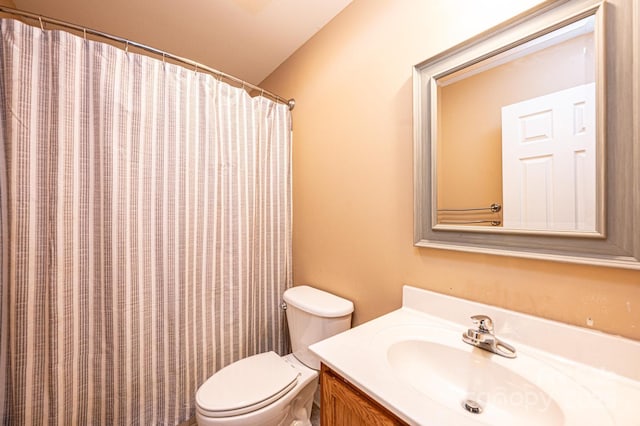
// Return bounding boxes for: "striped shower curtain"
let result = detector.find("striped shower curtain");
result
[0,18,292,425]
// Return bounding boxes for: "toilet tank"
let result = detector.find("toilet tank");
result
[283,286,354,370]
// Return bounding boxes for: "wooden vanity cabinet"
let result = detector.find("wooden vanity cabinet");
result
[320,363,408,426]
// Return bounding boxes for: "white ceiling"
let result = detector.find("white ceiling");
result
[12,0,352,85]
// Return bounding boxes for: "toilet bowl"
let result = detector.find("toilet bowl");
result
[196,353,317,426]
[195,286,353,426]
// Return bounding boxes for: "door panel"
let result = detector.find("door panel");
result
[501,82,596,230]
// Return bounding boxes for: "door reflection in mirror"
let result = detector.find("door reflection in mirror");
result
[436,15,596,231]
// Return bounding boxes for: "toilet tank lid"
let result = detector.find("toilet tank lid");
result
[283,285,354,317]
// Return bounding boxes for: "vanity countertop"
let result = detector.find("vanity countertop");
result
[309,286,640,426]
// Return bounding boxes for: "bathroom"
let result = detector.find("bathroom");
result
[1,0,639,425]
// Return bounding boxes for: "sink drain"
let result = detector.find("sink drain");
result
[462,399,483,414]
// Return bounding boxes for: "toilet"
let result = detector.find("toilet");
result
[195,285,354,426]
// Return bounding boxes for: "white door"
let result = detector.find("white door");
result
[501,82,596,231]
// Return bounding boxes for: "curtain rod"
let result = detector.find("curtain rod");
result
[0,6,296,111]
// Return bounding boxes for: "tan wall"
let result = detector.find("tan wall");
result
[261,0,640,341]
[438,33,594,214]
[0,0,16,10]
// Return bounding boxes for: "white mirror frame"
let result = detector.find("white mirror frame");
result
[413,0,640,269]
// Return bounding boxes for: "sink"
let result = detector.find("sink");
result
[310,286,640,426]
[388,339,563,425]
[383,327,613,426]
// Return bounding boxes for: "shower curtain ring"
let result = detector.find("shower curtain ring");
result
[83,28,87,40]
[38,17,44,31]
[125,40,129,54]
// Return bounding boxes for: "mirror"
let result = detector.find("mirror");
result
[437,15,599,233]
[413,0,640,269]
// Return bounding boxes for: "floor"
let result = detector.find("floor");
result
[311,402,320,426]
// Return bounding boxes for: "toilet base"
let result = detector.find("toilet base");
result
[196,354,318,426]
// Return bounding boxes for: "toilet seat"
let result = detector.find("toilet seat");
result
[196,351,299,418]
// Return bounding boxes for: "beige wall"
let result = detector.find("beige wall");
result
[261,0,640,341]
[0,0,16,10]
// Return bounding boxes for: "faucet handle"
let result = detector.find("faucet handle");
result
[471,315,494,333]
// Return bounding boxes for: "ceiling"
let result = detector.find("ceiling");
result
[12,0,352,85]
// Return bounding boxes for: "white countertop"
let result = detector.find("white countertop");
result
[310,286,640,426]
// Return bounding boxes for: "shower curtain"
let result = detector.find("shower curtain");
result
[0,18,291,425]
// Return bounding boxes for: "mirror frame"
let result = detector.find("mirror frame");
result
[413,0,640,269]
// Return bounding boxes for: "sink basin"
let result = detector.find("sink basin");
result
[388,339,562,425]
[383,328,613,426]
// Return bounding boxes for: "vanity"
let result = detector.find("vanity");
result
[320,363,406,426]
[310,286,640,425]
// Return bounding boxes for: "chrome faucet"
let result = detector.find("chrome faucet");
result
[462,315,517,358]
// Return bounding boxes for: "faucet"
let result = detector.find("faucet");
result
[462,315,517,358]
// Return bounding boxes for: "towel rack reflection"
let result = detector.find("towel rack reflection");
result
[439,220,501,226]
[437,203,502,213]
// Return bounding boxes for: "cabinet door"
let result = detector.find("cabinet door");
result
[320,364,407,426]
